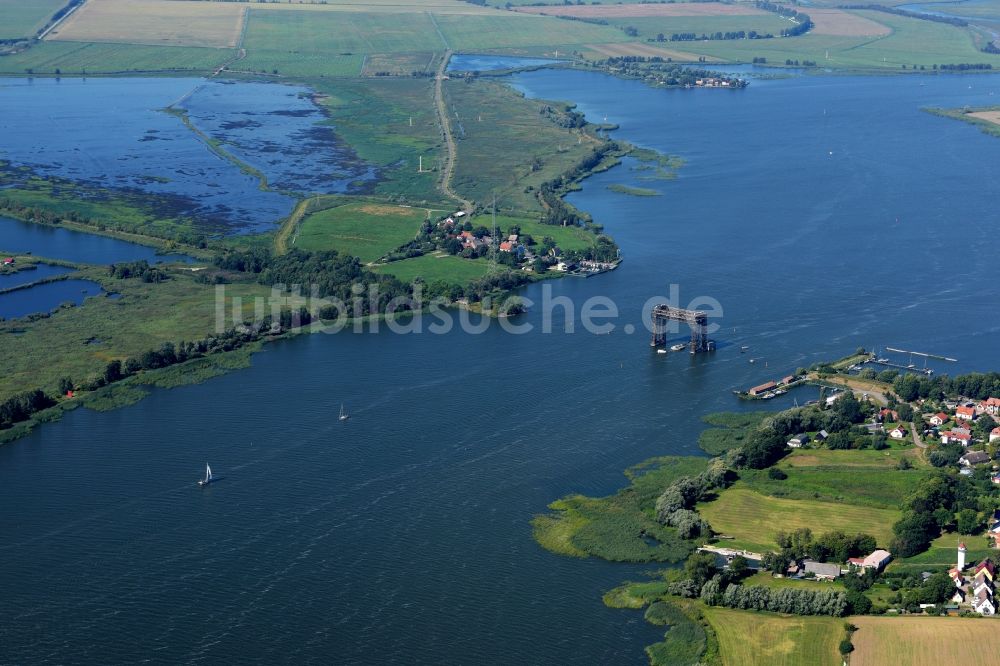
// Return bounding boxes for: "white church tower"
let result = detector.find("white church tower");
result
[958,541,967,571]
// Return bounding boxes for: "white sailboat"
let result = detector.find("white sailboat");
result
[339,403,350,421]
[198,464,215,487]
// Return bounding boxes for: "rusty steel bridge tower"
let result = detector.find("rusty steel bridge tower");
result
[649,304,714,353]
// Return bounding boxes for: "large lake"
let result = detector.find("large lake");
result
[2,69,1000,664]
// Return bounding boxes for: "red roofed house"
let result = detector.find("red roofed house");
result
[499,241,514,253]
[1,257,14,266]
[991,427,1000,444]
[956,405,977,421]
[929,412,949,427]
[975,560,996,582]
[941,431,972,446]
[982,397,1000,417]
[890,425,908,440]
[880,408,899,422]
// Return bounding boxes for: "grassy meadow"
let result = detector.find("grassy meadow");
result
[0,0,66,40]
[295,202,431,262]
[889,532,993,573]
[697,487,900,552]
[371,252,489,284]
[703,607,843,666]
[0,41,233,75]
[478,214,597,252]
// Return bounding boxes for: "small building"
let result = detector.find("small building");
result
[499,241,514,253]
[982,397,1000,417]
[890,426,908,440]
[952,589,967,604]
[749,381,778,397]
[879,408,900,422]
[861,549,892,571]
[816,429,829,441]
[973,590,996,616]
[990,427,1000,444]
[1,257,13,266]
[781,375,797,385]
[929,412,949,427]
[787,433,810,448]
[941,431,972,446]
[959,450,990,467]
[956,405,977,421]
[804,560,841,580]
[975,560,996,581]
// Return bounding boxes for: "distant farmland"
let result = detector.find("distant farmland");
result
[46,0,246,48]
[0,41,233,75]
[515,3,769,18]
[0,0,67,40]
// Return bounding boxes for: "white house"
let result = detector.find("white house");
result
[787,434,810,448]
[889,426,908,440]
[929,412,949,427]
[973,590,995,616]
[990,427,1000,444]
[861,549,892,571]
[959,450,990,467]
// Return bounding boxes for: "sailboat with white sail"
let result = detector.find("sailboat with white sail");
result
[198,464,216,487]
[339,403,350,421]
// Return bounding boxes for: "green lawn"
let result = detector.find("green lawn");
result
[0,0,67,40]
[0,41,233,75]
[703,607,842,666]
[229,52,364,78]
[372,252,489,284]
[889,532,993,573]
[295,202,430,262]
[471,214,596,253]
[602,14,791,42]
[698,487,900,552]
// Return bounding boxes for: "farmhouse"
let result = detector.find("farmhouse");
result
[804,560,841,580]
[941,431,972,446]
[889,425,908,440]
[958,450,990,467]
[862,549,892,571]
[929,412,949,426]
[956,405,976,421]
[748,381,777,397]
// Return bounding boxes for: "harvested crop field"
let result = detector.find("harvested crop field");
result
[851,616,1000,665]
[46,0,246,48]
[516,3,767,18]
[807,8,891,37]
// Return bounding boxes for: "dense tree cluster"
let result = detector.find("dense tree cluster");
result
[754,1,812,37]
[842,4,968,27]
[0,390,55,429]
[892,371,1000,402]
[665,30,773,42]
[107,260,168,283]
[655,458,732,538]
[702,578,848,616]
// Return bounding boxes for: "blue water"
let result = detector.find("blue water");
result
[178,81,377,195]
[0,263,71,290]
[0,277,103,319]
[0,77,374,233]
[2,70,1000,663]
[447,54,561,72]
[0,215,196,264]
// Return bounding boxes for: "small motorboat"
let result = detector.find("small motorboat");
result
[657,349,667,354]
[670,344,687,352]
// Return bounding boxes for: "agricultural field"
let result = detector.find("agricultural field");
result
[850,616,1000,666]
[371,252,489,285]
[697,487,900,552]
[599,15,794,42]
[581,42,708,61]
[313,78,446,204]
[0,41,233,75]
[229,52,364,78]
[46,0,247,49]
[444,78,601,212]
[703,607,843,666]
[682,10,1000,68]
[294,202,431,262]
[806,8,892,37]
[435,12,629,51]
[242,8,446,56]
[514,4,770,19]
[0,0,67,40]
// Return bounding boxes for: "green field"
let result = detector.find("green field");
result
[683,10,1000,68]
[532,455,709,562]
[602,14,792,41]
[229,52,364,78]
[242,8,446,55]
[0,41,233,75]
[0,265,271,403]
[445,78,601,211]
[435,12,628,51]
[889,532,993,573]
[295,202,430,262]
[698,487,900,552]
[698,411,774,455]
[475,214,596,252]
[372,251,489,284]
[738,448,926,509]
[315,78,446,203]
[703,607,842,666]
[0,0,67,40]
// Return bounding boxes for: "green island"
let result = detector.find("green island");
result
[926,105,1000,138]
[534,351,1000,664]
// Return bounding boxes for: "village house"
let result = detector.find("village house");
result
[929,412,949,427]
[499,241,514,253]
[787,434,810,448]
[803,560,841,580]
[781,375,797,385]
[861,549,892,571]
[1,257,14,266]
[941,430,972,446]
[959,450,990,467]
[981,397,1000,417]
[990,427,1000,444]
[815,429,829,441]
[889,425,908,440]
[879,408,900,423]
[956,405,977,422]
[748,381,777,397]
[973,589,995,615]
